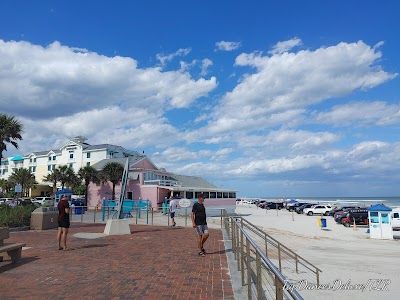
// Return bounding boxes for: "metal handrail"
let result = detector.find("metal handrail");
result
[240,217,322,273]
[234,218,304,300]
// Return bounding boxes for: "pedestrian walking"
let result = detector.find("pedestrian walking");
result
[191,193,208,256]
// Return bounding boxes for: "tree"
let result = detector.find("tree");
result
[101,162,124,200]
[43,168,62,194]
[58,165,78,189]
[0,114,23,166]
[78,166,100,205]
[8,168,37,197]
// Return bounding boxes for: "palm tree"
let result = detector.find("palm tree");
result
[43,168,62,194]
[101,162,124,200]
[8,168,37,197]
[0,114,23,166]
[0,178,8,196]
[58,165,78,189]
[78,166,100,205]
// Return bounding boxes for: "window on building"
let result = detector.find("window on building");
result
[33,158,36,162]
[217,192,222,198]
[48,165,51,171]
[31,166,36,173]
[29,158,32,163]
[223,192,229,198]
[52,165,56,170]
[70,153,74,159]
[48,157,51,161]
[210,192,216,198]
[86,162,90,166]
[203,192,209,198]
[87,152,91,158]
[69,163,73,168]
[185,191,193,199]
[229,192,236,198]
[53,156,56,160]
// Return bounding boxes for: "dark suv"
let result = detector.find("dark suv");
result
[341,209,369,227]
[260,202,284,210]
[295,203,314,214]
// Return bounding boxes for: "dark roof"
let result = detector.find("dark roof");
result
[33,151,50,156]
[91,156,145,171]
[170,174,217,189]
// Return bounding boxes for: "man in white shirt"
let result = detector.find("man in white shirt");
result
[169,197,178,227]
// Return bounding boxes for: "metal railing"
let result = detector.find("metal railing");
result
[68,206,155,225]
[224,215,304,300]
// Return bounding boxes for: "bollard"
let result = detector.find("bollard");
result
[151,208,154,225]
[185,207,188,227]
[93,207,96,223]
[81,207,83,223]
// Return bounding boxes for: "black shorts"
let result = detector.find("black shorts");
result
[170,212,175,218]
[58,218,70,228]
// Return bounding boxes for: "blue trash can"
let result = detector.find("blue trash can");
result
[72,200,84,215]
[321,218,327,228]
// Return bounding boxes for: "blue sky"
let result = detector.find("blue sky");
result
[1,1,400,196]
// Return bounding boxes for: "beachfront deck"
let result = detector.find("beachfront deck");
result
[0,224,234,299]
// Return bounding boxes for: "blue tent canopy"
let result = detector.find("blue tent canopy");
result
[55,189,73,196]
[368,204,392,212]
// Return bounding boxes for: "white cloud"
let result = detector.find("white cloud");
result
[17,105,179,154]
[200,58,213,76]
[0,40,216,119]
[199,41,395,137]
[215,41,241,51]
[269,37,302,54]
[156,47,191,66]
[315,101,400,126]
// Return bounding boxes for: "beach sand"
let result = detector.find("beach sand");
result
[234,205,400,300]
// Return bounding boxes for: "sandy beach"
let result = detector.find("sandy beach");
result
[235,205,400,300]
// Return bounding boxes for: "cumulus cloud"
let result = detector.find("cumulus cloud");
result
[156,47,191,66]
[198,40,396,138]
[215,41,241,51]
[0,40,216,119]
[268,37,302,54]
[200,58,213,76]
[315,101,400,126]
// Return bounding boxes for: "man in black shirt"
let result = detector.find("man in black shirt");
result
[191,193,208,256]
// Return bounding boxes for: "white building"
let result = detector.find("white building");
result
[0,137,143,196]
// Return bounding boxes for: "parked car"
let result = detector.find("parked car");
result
[33,197,53,206]
[295,203,314,214]
[341,209,369,227]
[257,200,267,207]
[0,198,13,205]
[329,206,360,216]
[392,208,400,229]
[304,205,332,216]
[260,202,284,210]
[288,202,310,212]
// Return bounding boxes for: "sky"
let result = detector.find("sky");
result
[0,0,400,197]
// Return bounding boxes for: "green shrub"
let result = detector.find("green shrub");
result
[0,204,36,228]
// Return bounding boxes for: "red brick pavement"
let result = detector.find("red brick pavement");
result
[0,223,234,300]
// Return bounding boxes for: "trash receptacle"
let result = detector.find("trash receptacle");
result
[321,218,327,228]
[73,200,84,215]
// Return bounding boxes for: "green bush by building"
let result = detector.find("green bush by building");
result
[0,204,36,228]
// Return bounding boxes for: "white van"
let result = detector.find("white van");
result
[392,208,400,229]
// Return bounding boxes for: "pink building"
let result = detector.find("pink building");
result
[87,155,236,209]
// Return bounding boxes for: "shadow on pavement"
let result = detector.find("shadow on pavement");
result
[0,256,40,274]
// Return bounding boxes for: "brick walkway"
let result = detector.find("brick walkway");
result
[0,224,234,300]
